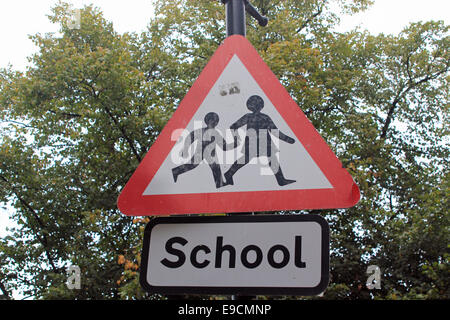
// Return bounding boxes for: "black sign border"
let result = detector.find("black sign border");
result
[140,214,329,296]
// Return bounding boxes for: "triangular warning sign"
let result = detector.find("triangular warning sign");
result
[118,35,360,216]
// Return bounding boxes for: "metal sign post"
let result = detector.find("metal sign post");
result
[222,0,268,37]
[221,2,268,299]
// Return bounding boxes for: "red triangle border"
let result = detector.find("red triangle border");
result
[118,35,360,216]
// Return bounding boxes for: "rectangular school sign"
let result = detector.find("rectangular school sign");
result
[140,215,329,295]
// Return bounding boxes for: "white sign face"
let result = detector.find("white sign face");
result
[143,55,332,196]
[140,215,329,295]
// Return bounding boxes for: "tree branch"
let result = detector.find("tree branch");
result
[101,103,142,163]
[0,175,59,273]
[48,110,82,120]
[380,67,448,139]
[146,63,158,82]
[380,98,399,140]
[80,80,143,163]
[0,280,11,300]
[296,4,324,33]
[0,120,34,129]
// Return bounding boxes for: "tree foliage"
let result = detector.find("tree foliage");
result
[0,0,448,300]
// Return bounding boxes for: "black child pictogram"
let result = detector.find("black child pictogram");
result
[172,112,237,188]
[224,95,296,186]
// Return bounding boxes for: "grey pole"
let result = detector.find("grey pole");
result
[221,0,268,301]
[225,0,246,37]
[222,0,268,37]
